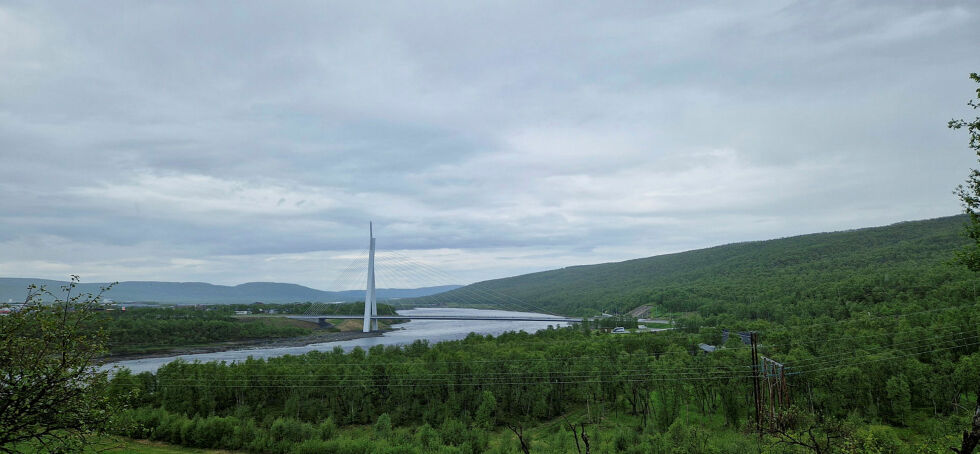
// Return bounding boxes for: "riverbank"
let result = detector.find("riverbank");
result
[101,308,573,374]
[100,329,390,364]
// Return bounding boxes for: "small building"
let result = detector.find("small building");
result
[234,310,250,315]
[721,330,754,346]
[698,343,717,354]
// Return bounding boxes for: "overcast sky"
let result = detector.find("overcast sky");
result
[1,1,978,290]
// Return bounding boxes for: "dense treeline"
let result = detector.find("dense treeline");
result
[101,302,399,354]
[221,301,400,315]
[102,307,310,354]
[414,215,976,318]
[108,302,980,452]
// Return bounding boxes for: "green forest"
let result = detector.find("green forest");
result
[104,315,978,453]
[87,215,980,453]
[101,302,399,355]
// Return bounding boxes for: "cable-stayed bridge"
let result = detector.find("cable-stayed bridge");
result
[291,223,585,332]
[289,314,584,323]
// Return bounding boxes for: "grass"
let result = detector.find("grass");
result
[247,316,319,330]
[12,437,241,453]
[324,318,403,331]
[101,439,240,453]
[332,319,367,331]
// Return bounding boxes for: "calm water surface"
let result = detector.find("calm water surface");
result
[104,308,570,374]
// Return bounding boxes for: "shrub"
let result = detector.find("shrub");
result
[846,425,904,454]
[374,413,393,440]
[290,439,332,454]
[474,391,496,430]
[613,427,640,452]
[270,416,316,443]
[415,423,442,449]
[439,418,467,446]
[319,416,338,440]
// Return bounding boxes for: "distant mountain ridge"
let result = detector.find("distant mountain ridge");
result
[0,278,460,304]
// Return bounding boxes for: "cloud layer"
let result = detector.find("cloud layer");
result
[1,1,977,289]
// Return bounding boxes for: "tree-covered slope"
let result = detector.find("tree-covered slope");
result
[417,215,977,317]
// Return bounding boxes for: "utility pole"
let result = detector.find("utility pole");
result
[758,354,789,431]
[751,331,761,434]
[952,390,980,454]
[780,363,788,408]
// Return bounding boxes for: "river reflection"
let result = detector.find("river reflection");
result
[103,308,570,374]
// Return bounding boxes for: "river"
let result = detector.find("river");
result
[103,308,571,374]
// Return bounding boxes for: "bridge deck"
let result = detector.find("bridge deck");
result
[289,315,583,322]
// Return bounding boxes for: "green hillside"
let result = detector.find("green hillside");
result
[418,215,977,318]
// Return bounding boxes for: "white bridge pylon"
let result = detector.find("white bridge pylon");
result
[362,222,378,332]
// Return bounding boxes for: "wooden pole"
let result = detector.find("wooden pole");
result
[751,332,761,434]
[768,360,775,428]
[780,364,788,408]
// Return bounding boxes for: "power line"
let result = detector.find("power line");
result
[782,332,979,370]
[790,338,980,375]
[110,330,980,381]
[104,334,980,391]
[119,372,761,389]
[101,316,979,368]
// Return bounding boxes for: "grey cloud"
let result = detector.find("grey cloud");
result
[0,1,977,288]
